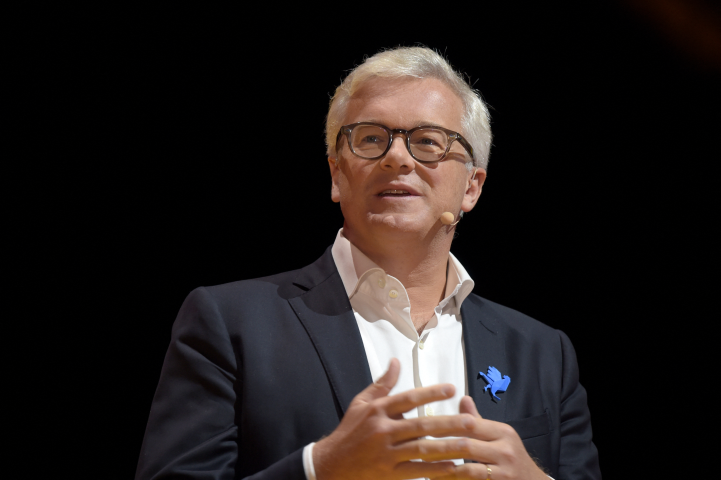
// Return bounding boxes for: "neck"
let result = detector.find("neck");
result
[343,222,452,333]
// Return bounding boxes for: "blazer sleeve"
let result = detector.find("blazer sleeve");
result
[135,287,306,480]
[556,329,601,480]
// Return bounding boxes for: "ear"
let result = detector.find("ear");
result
[461,167,486,213]
[328,156,341,203]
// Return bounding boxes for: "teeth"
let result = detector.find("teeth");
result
[381,189,410,194]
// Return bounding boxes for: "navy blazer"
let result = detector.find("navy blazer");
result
[136,248,600,479]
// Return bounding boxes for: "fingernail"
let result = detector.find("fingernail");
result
[441,386,452,397]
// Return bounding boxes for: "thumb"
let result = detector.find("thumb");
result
[459,395,482,419]
[353,358,400,405]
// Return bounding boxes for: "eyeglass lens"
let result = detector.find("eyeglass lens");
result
[350,125,451,162]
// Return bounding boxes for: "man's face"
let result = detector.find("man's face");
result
[329,77,485,241]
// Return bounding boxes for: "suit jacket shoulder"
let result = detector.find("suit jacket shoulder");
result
[137,247,372,480]
[465,293,560,337]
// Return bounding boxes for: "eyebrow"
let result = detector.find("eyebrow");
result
[362,119,449,129]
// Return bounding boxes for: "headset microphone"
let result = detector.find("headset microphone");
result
[440,212,460,226]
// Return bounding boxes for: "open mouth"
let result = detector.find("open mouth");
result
[378,189,413,197]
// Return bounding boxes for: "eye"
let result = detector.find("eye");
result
[351,125,390,153]
[361,135,382,144]
[410,130,447,152]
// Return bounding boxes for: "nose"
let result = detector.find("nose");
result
[379,135,415,172]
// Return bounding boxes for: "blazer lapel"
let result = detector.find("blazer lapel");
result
[461,295,508,423]
[288,248,373,415]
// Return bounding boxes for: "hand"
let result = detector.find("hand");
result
[426,396,548,480]
[313,359,478,480]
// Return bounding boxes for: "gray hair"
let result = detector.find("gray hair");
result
[325,47,492,170]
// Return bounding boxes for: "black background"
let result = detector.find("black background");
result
[24,1,720,477]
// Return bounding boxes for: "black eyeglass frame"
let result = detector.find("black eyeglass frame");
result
[335,122,475,164]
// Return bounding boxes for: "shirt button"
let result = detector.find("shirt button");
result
[388,289,398,299]
[425,406,434,416]
[419,341,425,350]
[378,277,386,288]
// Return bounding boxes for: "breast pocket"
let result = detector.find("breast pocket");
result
[507,410,551,440]
[507,410,553,471]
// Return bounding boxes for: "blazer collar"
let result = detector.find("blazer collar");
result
[288,247,373,415]
[331,229,475,312]
[288,248,510,422]
[461,294,508,422]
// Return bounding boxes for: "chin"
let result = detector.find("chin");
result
[366,212,432,234]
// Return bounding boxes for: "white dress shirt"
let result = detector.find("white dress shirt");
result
[303,229,475,480]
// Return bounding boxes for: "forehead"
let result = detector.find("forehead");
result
[344,77,465,133]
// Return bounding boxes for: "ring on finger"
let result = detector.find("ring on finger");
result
[486,465,492,480]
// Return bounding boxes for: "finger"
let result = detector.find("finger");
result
[429,462,490,480]
[459,396,482,419]
[394,437,489,463]
[394,460,456,479]
[468,417,521,443]
[352,358,400,405]
[390,414,477,443]
[381,383,456,416]
[432,462,495,480]
[395,437,505,466]
[459,397,515,442]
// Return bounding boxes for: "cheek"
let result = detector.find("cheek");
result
[337,163,370,201]
[431,169,467,199]
[337,174,354,203]
[439,175,470,210]
[336,176,364,213]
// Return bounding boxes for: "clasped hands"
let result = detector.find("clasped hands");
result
[313,359,547,480]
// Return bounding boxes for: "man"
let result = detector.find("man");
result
[137,47,600,479]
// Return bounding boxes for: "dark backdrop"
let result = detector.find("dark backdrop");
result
[31,1,719,477]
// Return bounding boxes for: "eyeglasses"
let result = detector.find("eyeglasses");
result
[335,122,475,164]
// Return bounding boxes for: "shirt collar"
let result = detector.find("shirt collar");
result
[331,228,475,308]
